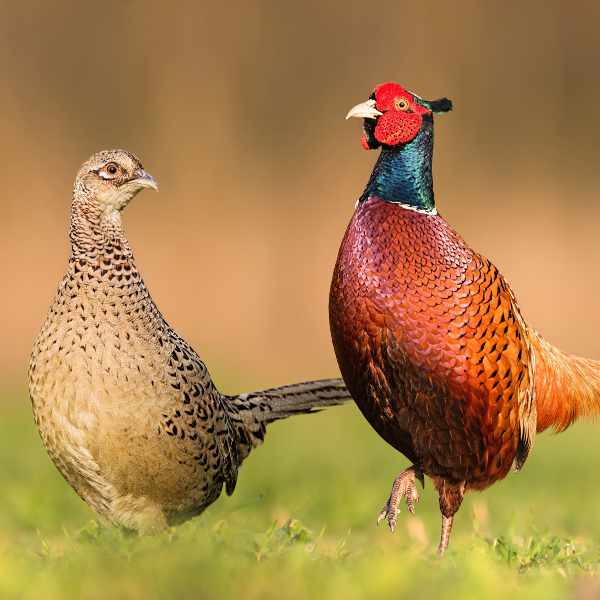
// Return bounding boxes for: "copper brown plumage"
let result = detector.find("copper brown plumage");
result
[330,82,600,554]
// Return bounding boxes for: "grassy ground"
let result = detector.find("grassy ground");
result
[2,386,600,600]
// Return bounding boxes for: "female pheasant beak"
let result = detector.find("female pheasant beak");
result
[132,169,158,191]
[345,99,383,120]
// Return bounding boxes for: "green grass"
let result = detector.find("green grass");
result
[2,387,600,600]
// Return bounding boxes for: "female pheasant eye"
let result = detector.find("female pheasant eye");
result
[97,162,121,181]
[395,97,410,111]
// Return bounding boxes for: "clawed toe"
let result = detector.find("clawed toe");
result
[376,465,423,533]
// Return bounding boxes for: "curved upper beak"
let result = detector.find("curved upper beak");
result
[133,169,158,191]
[345,99,383,120]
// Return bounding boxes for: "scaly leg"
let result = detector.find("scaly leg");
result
[438,515,453,556]
[377,465,424,533]
[435,479,465,556]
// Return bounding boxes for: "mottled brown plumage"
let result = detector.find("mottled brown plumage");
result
[330,83,600,554]
[29,149,350,532]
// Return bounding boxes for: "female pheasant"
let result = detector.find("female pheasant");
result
[29,150,351,532]
[329,82,600,555]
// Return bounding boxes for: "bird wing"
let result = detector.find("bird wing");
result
[504,282,537,469]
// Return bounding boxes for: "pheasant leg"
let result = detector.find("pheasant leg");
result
[377,465,424,533]
[437,515,453,556]
[435,479,465,556]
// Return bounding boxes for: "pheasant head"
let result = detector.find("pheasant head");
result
[70,149,158,254]
[346,82,452,150]
[74,149,158,212]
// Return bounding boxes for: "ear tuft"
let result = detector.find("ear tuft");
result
[426,97,453,114]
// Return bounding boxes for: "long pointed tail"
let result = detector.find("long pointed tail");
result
[225,378,351,460]
[531,332,600,432]
[237,378,351,423]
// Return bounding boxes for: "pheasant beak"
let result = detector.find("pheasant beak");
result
[345,99,383,120]
[132,169,159,191]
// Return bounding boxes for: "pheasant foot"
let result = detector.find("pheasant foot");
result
[377,465,424,533]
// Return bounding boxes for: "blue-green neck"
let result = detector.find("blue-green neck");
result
[362,119,435,212]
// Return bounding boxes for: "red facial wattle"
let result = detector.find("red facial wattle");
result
[370,82,431,147]
[360,131,371,150]
[374,111,423,146]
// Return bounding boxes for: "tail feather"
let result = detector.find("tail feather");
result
[225,378,351,461]
[531,332,600,432]
[239,378,351,423]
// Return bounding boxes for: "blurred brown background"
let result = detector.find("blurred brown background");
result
[2,0,600,395]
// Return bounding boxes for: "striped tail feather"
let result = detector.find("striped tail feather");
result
[225,378,351,461]
[531,332,600,433]
[241,377,351,422]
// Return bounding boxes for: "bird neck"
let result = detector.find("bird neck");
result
[69,194,132,261]
[362,118,435,213]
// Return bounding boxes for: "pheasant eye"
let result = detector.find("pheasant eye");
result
[98,162,121,180]
[395,97,410,111]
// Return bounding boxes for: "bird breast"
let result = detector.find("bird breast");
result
[28,259,222,528]
[329,196,531,487]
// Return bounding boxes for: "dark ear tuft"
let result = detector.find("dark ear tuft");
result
[426,97,453,113]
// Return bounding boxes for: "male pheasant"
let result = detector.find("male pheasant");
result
[29,149,350,532]
[329,82,600,555]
